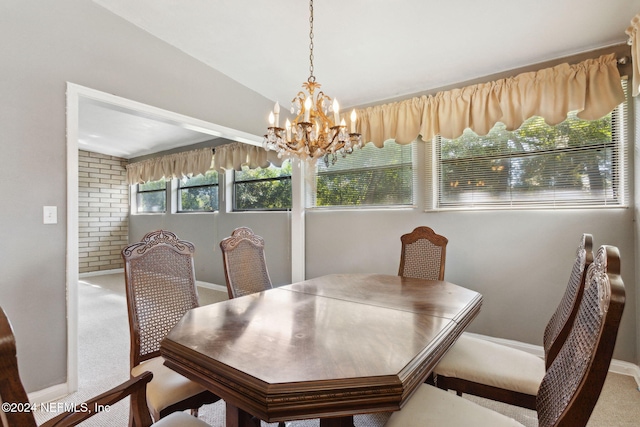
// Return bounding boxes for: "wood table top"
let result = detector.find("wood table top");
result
[161,274,482,424]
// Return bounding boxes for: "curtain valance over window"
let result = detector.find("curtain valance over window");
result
[126,143,282,184]
[126,147,213,185]
[357,53,625,147]
[626,13,640,97]
[213,142,284,171]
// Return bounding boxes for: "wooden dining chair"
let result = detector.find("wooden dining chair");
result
[122,230,220,424]
[220,227,273,299]
[385,244,625,427]
[0,306,211,427]
[398,226,448,281]
[433,233,594,409]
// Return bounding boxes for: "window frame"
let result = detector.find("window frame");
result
[428,80,630,211]
[232,163,292,212]
[176,171,220,213]
[309,140,416,210]
[133,180,167,214]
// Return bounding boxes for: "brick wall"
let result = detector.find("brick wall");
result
[78,150,129,273]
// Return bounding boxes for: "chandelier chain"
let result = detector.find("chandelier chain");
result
[308,0,315,82]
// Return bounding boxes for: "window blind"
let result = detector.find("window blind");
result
[431,80,629,210]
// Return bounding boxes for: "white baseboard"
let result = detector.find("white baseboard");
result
[196,280,227,293]
[466,332,640,389]
[27,382,70,405]
[79,268,124,278]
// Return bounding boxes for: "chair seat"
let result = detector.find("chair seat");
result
[385,384,525,427]
[434,334,545,395]
[155,411,212,427]
[131,356,207,415]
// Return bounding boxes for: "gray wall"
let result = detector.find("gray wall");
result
[0,0,273,392]
[306,208,636,361]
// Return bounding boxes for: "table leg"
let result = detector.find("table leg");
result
[226,402,260,427]
[319,415,354,427]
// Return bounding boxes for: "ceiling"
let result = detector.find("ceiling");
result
[83,0,638,158]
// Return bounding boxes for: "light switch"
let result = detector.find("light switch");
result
[43,206,57,224]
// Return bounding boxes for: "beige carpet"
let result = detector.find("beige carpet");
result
[33,273,640,426]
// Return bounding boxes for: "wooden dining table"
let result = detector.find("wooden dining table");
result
[160,273,482,427]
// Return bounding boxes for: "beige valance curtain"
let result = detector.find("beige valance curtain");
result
[126,147,213,185]
[213,142,284,171]
[357,53,625,147]
[626,13,640,96]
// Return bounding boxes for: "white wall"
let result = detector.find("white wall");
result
[0,0,274,392]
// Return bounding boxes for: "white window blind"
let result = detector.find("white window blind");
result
[310,140,414,208]
[430,80,629,210]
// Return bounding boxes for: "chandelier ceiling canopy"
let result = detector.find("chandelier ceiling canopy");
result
[263,0,363,166]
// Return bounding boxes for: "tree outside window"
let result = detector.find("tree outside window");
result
[179,170,219,212]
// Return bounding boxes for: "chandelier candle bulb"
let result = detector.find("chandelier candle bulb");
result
[268,111,275,127]
[274,102,280,128]
[286,119,292,141]
[304,97,312,122]
[333,99,340,124]
[350,109,357,133]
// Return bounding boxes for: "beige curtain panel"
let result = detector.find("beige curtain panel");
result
[626,13,640,97]
[357,53,624,147]
[126,147,213,185]
[213,141,284,171]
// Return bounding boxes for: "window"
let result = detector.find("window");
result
[311,140,414,207]
[178,170,219,212]
[135,180,166,213]
[434,81,629,209]
[233,162,292,211]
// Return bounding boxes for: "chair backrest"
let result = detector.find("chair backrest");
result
[542,233,594,369]
[220,227,273,299]
[536,245,625,427]
[398,226,448,281]
[0,307,38,427]
[122,230,199,368]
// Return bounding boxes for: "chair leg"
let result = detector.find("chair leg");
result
[191,407,200,417]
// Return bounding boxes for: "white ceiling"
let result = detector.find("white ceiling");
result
[83,0,639,158]
[78,97,216,159]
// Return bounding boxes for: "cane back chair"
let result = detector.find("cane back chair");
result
[398,226,448,281]
[220,227,273,299]
[385,244,625,427]
[434,233,593,409]
[122,230,219,422]
[0,306,210,427]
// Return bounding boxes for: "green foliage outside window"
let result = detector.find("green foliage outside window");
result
[234,162,292,210]
[179,170,219,212]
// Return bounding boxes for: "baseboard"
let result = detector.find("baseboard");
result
[27,382,70,405]
[466,332,640,389]
[196,280,227,293]
[79,268,124,278]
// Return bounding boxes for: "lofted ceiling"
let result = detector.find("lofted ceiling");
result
[83,0,639,158]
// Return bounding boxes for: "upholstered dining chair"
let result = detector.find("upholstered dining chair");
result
[0,306,211,427]
[220,227,273,299]
[122,230,220,423]
[398,226,448,281]
[385,244,625,427]
[433,234,594,409]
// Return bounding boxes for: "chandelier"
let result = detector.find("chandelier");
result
[263,0,363,166]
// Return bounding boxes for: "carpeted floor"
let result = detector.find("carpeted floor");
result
[33,273,640,426]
